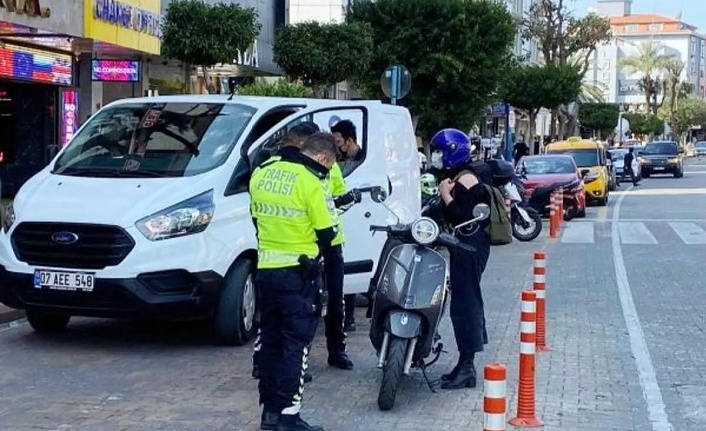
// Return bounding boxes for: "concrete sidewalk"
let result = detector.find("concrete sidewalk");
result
[0,304,23,325]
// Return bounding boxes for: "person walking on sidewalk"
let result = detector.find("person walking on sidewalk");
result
[431,128,492,391]
[250,132,338,431]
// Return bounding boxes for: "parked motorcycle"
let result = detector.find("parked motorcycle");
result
[504,176,542,241]
[525,180,582,221]
[367,187,491,411]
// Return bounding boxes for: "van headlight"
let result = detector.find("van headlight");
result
[583,171,600,183]
[2,203,15,233]
[136,190,215,241]
[410,217,439,245]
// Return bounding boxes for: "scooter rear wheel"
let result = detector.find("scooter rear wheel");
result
[378,336,407,411]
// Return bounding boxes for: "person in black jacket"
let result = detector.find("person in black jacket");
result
[430,128,492,390]
[621,147,639,186]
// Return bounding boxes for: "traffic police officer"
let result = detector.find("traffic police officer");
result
[250,132,338,431]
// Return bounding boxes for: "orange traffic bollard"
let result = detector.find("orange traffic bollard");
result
[548,191,557,238]
[533,252,550,352]
[483,364,508,431]
[509,290,543,428]
[558,188,564,227]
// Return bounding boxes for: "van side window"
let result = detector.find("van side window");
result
[224,107,368,195]
[311,108,367,178]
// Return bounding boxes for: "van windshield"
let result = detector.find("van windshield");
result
[53,102,256,178]
[547,149,598,167]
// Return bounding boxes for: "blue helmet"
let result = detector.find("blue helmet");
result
[430,128,472,169]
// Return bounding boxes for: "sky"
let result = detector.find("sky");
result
[568,0,706,32]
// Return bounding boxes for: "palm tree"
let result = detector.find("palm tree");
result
[663,58,691,120]
[618,41,672,113]
[578,81,607,103]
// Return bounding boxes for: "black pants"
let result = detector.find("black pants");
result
[449,229,491,355]
[621,167,637,186]
[324,245,346,356]
[257,267,319,415]
[344,294,356,326]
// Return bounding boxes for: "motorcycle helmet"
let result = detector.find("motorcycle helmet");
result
[430,128,472,169]
[420,173,438,196]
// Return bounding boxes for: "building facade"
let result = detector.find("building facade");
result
[0,0,163,197]
[149,0,283,95]
[585,0,706,109]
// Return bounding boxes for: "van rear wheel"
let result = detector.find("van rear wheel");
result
[26,311,70,333]
[214,258,257,346]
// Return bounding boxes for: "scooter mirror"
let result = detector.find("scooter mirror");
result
[371,187,388,203]
[472,203,491,221]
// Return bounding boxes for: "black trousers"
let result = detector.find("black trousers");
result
[257,267,319,415]
[323,245,346,356]
[449,229,491,355]
[621,167,638,186]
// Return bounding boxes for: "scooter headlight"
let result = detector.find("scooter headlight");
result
[410,217,439,245]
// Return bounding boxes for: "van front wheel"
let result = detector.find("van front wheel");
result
[214,258,257,346]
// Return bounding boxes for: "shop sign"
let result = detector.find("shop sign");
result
[59,89,79,147]
[92,0,161,37]
[0,0,50,18]
[91,59,140,82]
[0,43,72,85]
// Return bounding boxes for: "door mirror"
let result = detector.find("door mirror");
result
[580,169,590,177]
[371,186,387,203]
[472,203,491,221]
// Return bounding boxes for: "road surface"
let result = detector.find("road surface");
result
[1,158,706,430]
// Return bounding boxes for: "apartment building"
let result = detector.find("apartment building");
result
[584,0,706,109]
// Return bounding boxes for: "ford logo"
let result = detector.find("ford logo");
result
[51,231,79,245]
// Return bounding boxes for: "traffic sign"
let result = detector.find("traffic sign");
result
[381,65,411,105]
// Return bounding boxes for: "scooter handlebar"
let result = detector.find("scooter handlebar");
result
[436,232,477,252]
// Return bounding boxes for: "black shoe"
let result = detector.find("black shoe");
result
[440,354,476,390]
[261,410,279,430]
[276,414,324,431]
[440,361,463,382]
[252,365,260,379]
[343,322,356,332]
[303,372,313,383]
[328,353,354,370]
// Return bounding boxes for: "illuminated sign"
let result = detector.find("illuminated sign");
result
[59,89,79,147]
[0,43,72,85]
[0,0,50,18]
[92,0,161,37]
[91,59,140,82]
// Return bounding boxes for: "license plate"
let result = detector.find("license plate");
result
[654,167,664,171]
[33,269,95,292]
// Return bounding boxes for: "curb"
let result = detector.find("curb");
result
[0,308,24,325]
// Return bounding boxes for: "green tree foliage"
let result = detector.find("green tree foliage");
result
[623,113,664,136]
[237,79,315,98]
[499,64,582,137]
[671,96,706,138]
[272,21,374,95]
[161,0,260,93]
[348,0,516,138]
[578,103,620,138]
[618,41,671,113]
[522,0,611,137]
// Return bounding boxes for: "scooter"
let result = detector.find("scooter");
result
[504,177,542,242]
[367,187,491,411]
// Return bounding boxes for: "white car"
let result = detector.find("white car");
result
[695,141,706,157]
[0,95,421,345]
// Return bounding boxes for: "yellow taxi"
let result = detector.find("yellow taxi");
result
[544,137,610,206]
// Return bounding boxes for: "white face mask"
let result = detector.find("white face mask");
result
[431,151,443,169]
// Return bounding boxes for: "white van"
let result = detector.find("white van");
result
[0,95,420,345]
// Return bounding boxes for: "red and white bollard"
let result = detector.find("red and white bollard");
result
[509,290,543,428]
[549,191,557,238]
[483,364,508,431]
[533,251,550,352]
[557,188,564,227]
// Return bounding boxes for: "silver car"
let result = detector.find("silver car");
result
[608,148,642,181]
[695,141,706,157]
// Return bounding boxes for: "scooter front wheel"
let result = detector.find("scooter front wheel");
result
[377,336,408,411]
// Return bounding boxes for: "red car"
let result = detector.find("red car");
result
[517,154,587,218]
